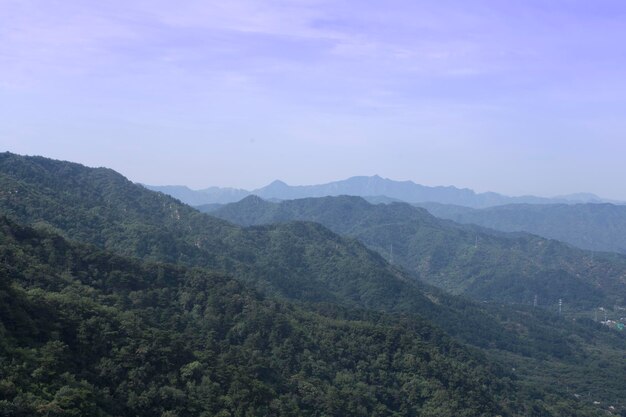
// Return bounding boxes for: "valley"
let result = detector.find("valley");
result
[1,153,626,416]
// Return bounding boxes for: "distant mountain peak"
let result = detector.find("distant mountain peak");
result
[147,175,623,208]
[239,194,266,204]
[267,179,288,187]
[556,192,603,202]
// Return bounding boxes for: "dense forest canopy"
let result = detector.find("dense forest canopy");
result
[0,216,517,416]
[1,153,626,416]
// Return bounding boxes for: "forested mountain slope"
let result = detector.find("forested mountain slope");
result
[0,153,611,346]
[417,202,626,254]
[0,217,514,417]
[0,154,580,354]
[0,153,433,312]
[2,153,626,415]
[211,195,626,308]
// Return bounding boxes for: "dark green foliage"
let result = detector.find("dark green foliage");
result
[2,153,626,416]
[0,153,558,357]
[211,195,626,308]
[0,217,511,417]
[0,153,435,312]
[0,154,604,363]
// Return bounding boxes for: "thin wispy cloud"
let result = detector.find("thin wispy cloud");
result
[1,0,626,198]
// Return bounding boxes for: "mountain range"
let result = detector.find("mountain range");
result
[416,202,626,254]
[1,215,513,417]
[2,152,626,416]
[2,152,597,347]
[146,175,622,208]
[207,195,626,308]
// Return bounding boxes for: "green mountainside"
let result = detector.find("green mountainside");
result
[0,152,614,349]
[2,153,626,415]
[210,195,626,308]
[0,217,513,417]
[0,153,433,313]
[417,202,626,254]
[0,153,583,357]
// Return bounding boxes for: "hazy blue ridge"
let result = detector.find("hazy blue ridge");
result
[417,202,626,254]
[148,175,623,208]
[3,152,626,415]
[212,195,626,308]
[144,184,250,205]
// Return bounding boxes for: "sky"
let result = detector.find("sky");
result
[1,0,626,199]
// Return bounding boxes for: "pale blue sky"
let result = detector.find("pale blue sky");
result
[2,0,626,198]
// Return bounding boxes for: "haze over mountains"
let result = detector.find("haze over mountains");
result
[3,152,626,416]
[151,176,626,256]
[414,202,626,255]
[207,195,626,308]
[146,175,621,208]
[6,0,626,414]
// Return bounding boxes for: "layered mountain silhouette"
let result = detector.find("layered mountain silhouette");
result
[146,175,620,208]
[209,195,626,308]
[3,152,626,415]
[417,202,626,254]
